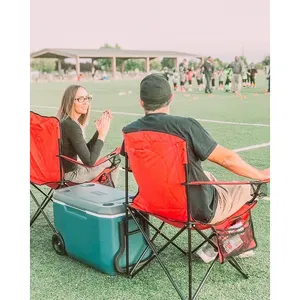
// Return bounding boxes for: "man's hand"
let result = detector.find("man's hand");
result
[260,168,270,180]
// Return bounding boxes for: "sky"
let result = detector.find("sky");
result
[30,0,269,63]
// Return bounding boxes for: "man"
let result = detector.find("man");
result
[121,74,269,262]
[179,59,187,92]
[267,66,270,93]
[122,74,269,224]
[228,56,243,93]
[179,59,187,70]
[199,56,214,94]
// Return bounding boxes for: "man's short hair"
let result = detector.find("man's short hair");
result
[140,74,172,111]
[143,99,171,112]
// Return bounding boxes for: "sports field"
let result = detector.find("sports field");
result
[30,74,270,300]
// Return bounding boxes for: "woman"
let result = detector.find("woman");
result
[57,85,120,184]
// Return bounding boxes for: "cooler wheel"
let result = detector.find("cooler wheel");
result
[52,232,66,256]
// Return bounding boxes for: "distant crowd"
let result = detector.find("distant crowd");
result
[161,56,270,94]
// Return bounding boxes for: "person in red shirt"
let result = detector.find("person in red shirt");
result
[186,68,194,91]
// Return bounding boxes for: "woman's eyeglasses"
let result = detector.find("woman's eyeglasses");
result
[75,96,93,103]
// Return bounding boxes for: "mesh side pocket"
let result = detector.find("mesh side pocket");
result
[213,211,257,263]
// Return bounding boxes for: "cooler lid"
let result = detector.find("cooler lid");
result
[53,183,132,215]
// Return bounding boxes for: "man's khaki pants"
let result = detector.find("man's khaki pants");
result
[204,171,252,224]
[231,74,242,93]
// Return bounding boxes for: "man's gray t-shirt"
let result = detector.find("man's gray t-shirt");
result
[122,113,219,223]
[229,61,243,74]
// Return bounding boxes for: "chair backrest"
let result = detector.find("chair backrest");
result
[30,111,62,185]
[123,131,189,222]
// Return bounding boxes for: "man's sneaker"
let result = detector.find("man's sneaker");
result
[196,243,218,263]
[237,250,255,258]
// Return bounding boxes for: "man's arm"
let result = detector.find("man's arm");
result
[198,57,205,68]
[207,144,269,180]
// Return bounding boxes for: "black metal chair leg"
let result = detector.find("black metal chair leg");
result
[228,257,249,279]
[30,189,53,225]
[130,211,186,300]
[30,190,55,232]
[129,222,165,275]
[192,255,218,300]
[188,224,193,300]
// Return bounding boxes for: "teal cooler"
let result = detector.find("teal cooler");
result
[52,183,151,275]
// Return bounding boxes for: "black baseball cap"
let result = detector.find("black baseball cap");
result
[140,73,171,104]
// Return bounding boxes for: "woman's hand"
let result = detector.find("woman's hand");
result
[95,110,113,141]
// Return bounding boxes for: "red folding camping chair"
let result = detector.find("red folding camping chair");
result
[30,111,121,232]
[122,131,269,300]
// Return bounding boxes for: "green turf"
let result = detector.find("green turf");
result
[30,74,270,300]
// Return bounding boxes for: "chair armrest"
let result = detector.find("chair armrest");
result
[59,147,121,169]
[184,178,270,185]
[60,155,87,166]
[184,178,270,202]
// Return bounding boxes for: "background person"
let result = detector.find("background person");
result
[228,56,243,93]
[199,56,214,94]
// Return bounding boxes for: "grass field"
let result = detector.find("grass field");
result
[30,74,270,300]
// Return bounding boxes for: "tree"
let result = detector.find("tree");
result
[188,60,199,70]
[161,58,175,69]
[96,43,122,71]
[262,55,270,66]
[150,59,162,71]
[255,63,263,70]
[124,59,145,72]
[31,58,56,73]
[239,56,248,67]
[213,58,225,70]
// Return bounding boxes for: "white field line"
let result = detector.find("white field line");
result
[233,143,270,153]
[118,142,269,172]
[31,104,270,180]
[30,105,270,127]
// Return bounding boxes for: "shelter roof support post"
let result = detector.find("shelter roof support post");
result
[121,59,126,74]
[75,56,81,80]
[146,57,150,73]
[57,59,62,80]
[91,59,95,79]
[112,57,116,79]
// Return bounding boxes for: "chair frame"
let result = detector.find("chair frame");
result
[30,111,120,232]
[123,151,269,300]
